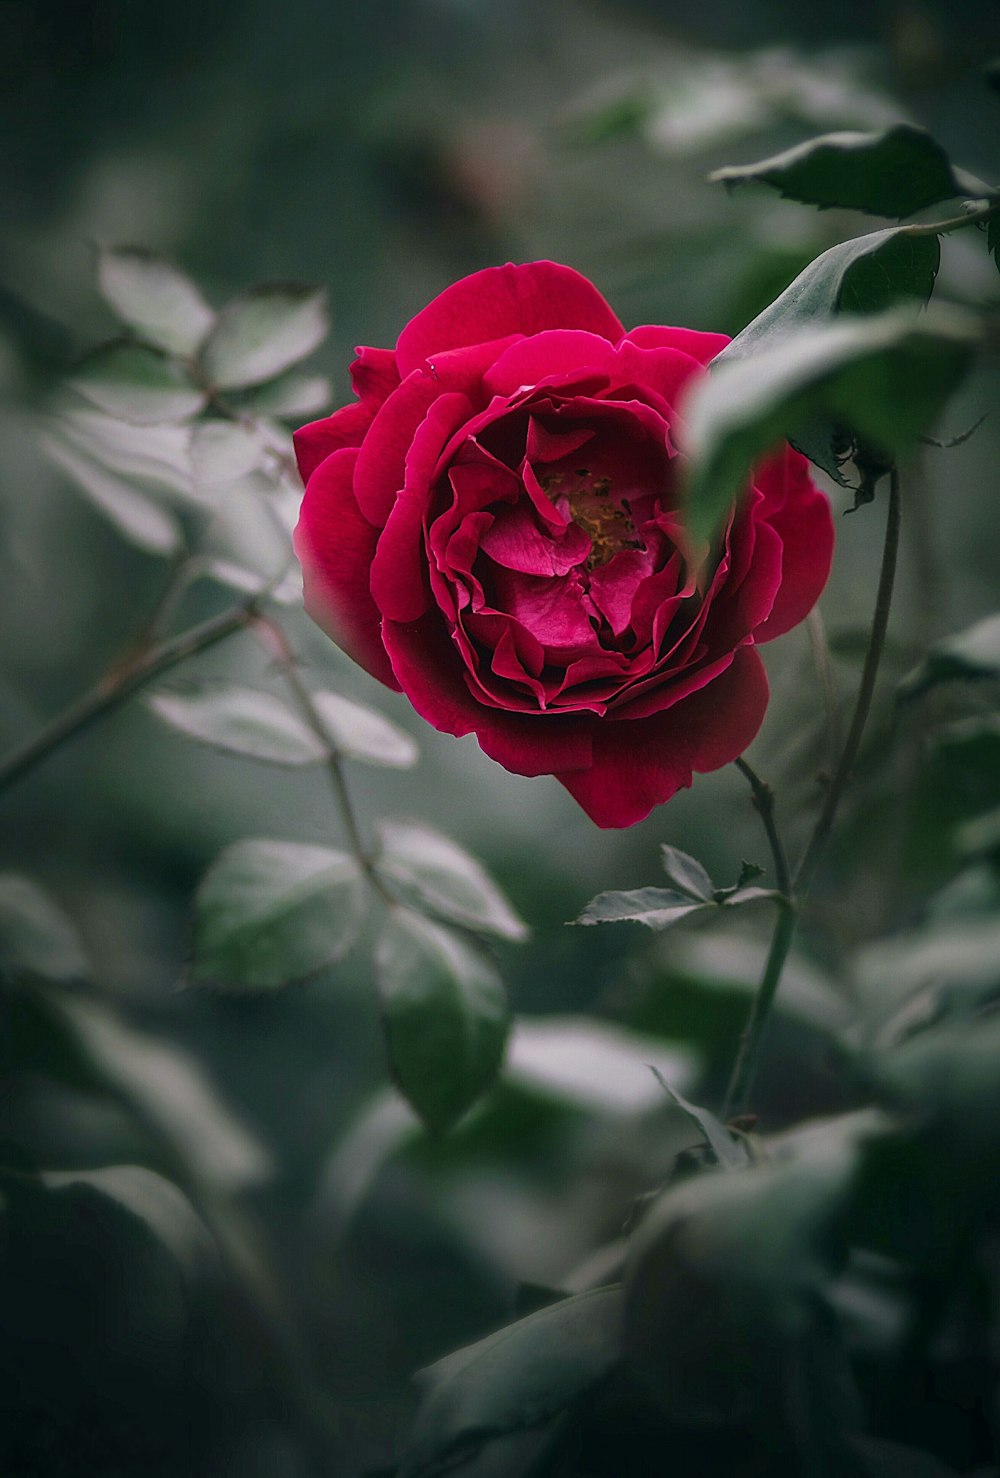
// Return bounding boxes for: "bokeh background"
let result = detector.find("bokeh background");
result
[2,1,999,1473]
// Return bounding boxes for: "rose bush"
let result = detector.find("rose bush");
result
[294,262,833,827]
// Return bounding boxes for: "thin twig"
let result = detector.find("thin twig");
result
[733,757,792,897]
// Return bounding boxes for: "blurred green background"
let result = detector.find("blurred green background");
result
[2,2,999,1474]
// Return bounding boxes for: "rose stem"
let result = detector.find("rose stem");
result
[0,598,263,796]
[723,467,902,1116]
[251,612,395,906]
[732,757,791,897]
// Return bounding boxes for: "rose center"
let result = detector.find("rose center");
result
[543,468,641,572]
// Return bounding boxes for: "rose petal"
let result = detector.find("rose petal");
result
[753,453,834,642]
[294,447,400,690]
[556,646,768,827]
[294,402,373,483]
[396,262,625,378]
[624,325,731,365]
[350,345,401,406]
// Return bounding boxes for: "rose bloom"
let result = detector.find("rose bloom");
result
[294,262,833,828]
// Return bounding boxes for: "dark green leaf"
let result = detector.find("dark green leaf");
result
[97,246,214,356]
[710,125,967,219]
[400,1287,621,1478]
[576,886,710,930]
[376,909,510,1132]
[199,285,328,390]
[684,310,974,544]
[192,839,365,990]
[376,822,527,941]
[0,873,88,983]
[659,844,714,901]
[71,341,206,423]
[240,371,332,418]
[146,684,325,766]
[989,215,999,271]
[957,803,1000,861]
[41,431,183,554]
[40,1165,216,1272]
[899,613,1000,699]
[312,692,418,769]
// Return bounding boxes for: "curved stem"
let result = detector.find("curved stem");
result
[733,756,792,897]
[722,898,797,1119]
[794,467,901,895]
[0,601,259,796]
[252,614,394,906]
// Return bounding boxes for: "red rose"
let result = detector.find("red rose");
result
[294,262,833,828]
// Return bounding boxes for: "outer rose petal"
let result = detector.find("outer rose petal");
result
[556,646,769,828]
[395,261,625,377]
[294,402,373,483]
[294,447,400,690]
[753,451,834,643]
[624,325,731,364]
[350,345,400,405]
[382,613,593,774]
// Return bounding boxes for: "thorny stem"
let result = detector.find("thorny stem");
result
[724,468,902,1115]
[0,600,261,796]
[252,613,395,906]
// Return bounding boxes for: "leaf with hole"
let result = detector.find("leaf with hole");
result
[97,246,215,356]
[192,839,365,990]
[199,285,328,390]
[71,341,206,423]
[710,124,971,219]
[376,909,510,1132]
[376,822,526,940]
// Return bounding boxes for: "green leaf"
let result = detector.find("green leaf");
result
[855,914,1000,1046]
[146,683,325,765]
[659,844,714,901]
[97,246,215,356]
[376,909,510,1132]
[400,1287,621,1478]
[200,557,301,606]
[188,419,272,485]
[239,371,332,418]
[40,1164,216,1271]
[957,803,1000,861]
[41,431,183,555]
[58,410,196,504]
[650,1070,748,1168]
[311,691,418,769]
[505,1017,696,1115]
[199,285,328,390]
[192,839,365,990]
[710,124,968,219]
[0,873,88,983]
[624,1117,865,1421]
[576,886,710,929]
[989,215,1000,272]
[376,822,527,940]
[683,309,974,544]
[899,612,1000,700]
[71,340,206,423]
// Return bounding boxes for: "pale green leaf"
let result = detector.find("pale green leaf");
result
[42,431,182,555]
[376,822,527,940]
[376,909,510,1132]
[71,341,206,423]
[659,844,714,901]
[0,873,88,982]
[899,612,1000,699]
[97,246,215,356]
[506,1017,695,1115]
[192,839,365,990]
[146,684,324,765]
[576,886,710,929]
[200,285,329,390]
[312,691,418,769]
[240,372,332,418]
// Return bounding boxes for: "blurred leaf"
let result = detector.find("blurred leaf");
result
[51,990,272,1190]
[41,431,182,554]
[684,310,974,543]
[40,1164,216,1272]
[854,914,1000,1046]
[376,909,510,1133]
[0,873,88,983]
[899,613,1000,699]
[199,285,328,390]
[874,1011,1000,1161]
[189,419,271,485]
[989,215,999,272]
[200,556,301,606]
[58,409,196,503]
[240,371,332,418]
[147,683,324,766]
[576,886,710,929]
[957,803,1000,861]
[710,125,969,218]
[312,691,418,769]
[650,1072,748,1168]
[376,822,527,941]
[97,246,214,356]
[659,844,714,901]
[71,340,206,423]
[191,839,365,990]
[400,1287,621,1478]
[505,1017,695,1115]
[625,1115,865,1421]
[850,1436,968,1477]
